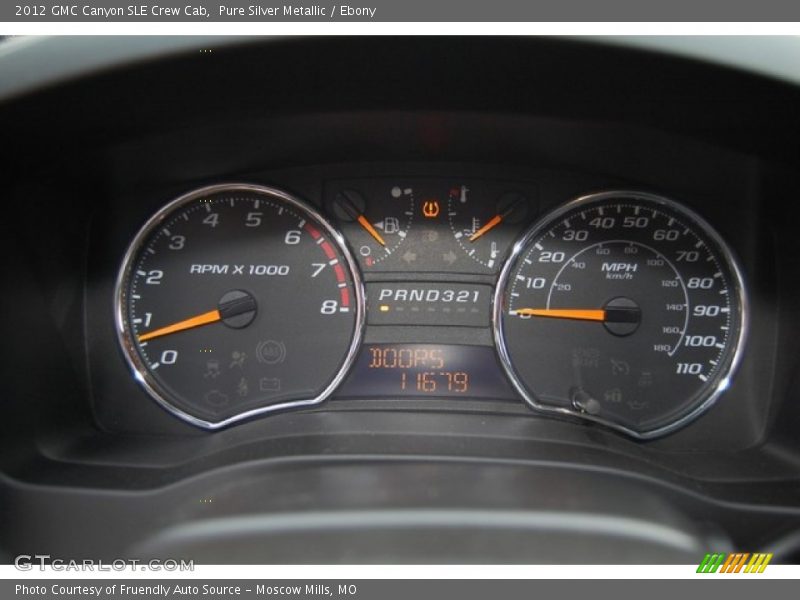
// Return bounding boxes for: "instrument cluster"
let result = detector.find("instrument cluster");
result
[114,175,746,439]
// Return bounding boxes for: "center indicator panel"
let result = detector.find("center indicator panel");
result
[325,178,538,273]
[325,177,533,401]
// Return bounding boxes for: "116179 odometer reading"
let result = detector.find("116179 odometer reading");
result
[494,191,747,438]
[115,183,364,429]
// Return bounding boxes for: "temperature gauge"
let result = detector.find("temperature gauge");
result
[448,186,530,269]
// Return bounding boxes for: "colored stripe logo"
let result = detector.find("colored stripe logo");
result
[697,553,773,573]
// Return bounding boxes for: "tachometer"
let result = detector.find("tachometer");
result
[115,183,364,429]
[494,191,746,438]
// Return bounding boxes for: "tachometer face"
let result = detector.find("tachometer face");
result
[115,184,364,429]
[494,191,746,438]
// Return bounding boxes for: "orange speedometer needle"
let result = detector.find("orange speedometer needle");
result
[514,306,642,325]
[514,308,607,321]
[357,214,386,246]
[468,214,503,242]
[138,309,221,342]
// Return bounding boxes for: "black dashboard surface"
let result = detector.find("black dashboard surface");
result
[1,36,800,563]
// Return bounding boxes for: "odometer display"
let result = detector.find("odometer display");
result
[494,191,746,438]
[336,344,518,400]
[115,184,364,429]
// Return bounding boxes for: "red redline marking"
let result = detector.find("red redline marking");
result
[304,223,321,239]
[307,229,350,305]
[334,263,345,282]
[320,241,336,260]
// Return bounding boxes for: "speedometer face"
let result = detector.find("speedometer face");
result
[115,184,364,429]
[494,191,746,438]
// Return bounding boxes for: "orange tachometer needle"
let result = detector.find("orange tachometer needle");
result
[357,214,386,246]
[469,214,503,242]
[138,309,221,342]
[513,308,607,322]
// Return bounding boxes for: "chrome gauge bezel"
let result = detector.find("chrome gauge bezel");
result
[492,190,748,439]
[114,183,366,430]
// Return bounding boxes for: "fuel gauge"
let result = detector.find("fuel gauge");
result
[330,184,415,268]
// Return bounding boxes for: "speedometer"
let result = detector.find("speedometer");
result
[494,191,746,438]
[115,183,364,429]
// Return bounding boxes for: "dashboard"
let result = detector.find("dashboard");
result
[2,36,800,564]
